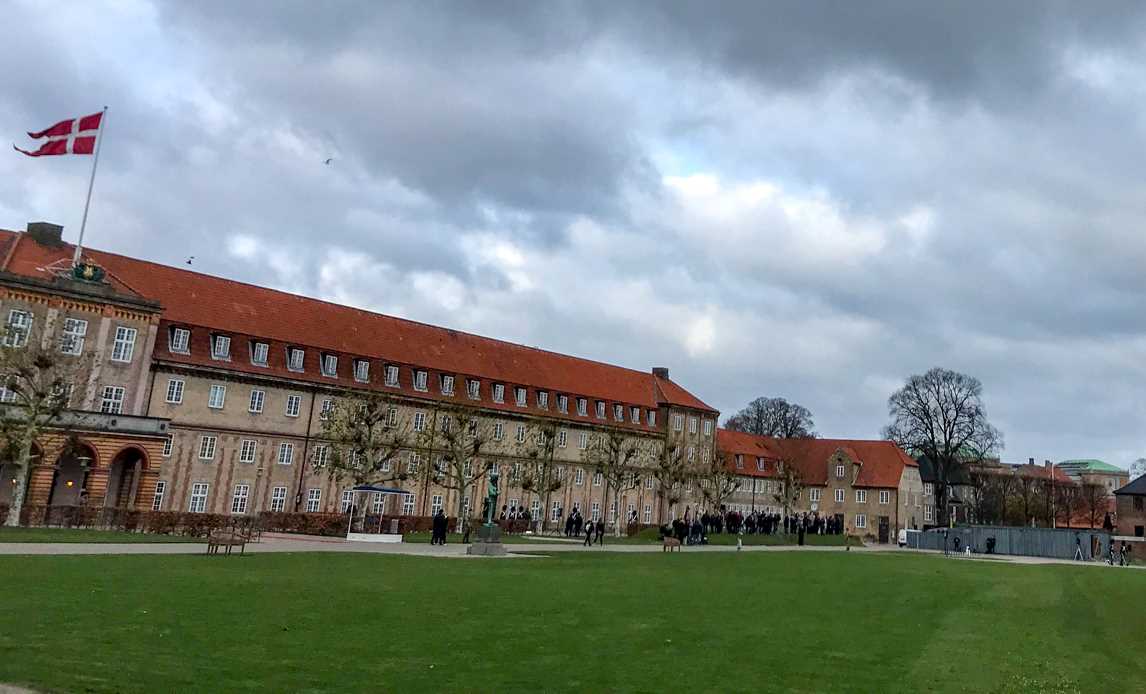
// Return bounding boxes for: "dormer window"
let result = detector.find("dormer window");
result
[321,354,338,377]
[515,387,526,407]
[441,375,455,395]
[836,464,845,479]
[492,384,505,403]
[413,369,428,392]
[211,334,231,360]
[287,347,305,372]
[537,391,549,410]
[596,401,606,419]
[250,341,269,366]
[354,359,370,382]
[630,406,639,424]
[757,457,766,472]
[735,454,744,469]
[613,404,623,421]
[647,410,656,427]
[169,327,190,354]
[385,365,400,386]
[467,379,480,400]
[557,394,568,413]
[577,398,587,416]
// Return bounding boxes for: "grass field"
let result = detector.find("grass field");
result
[2,551,1143,693]
[0,527,201,543]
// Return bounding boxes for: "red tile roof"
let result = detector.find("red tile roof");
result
[717,428,916,488]
[0,230,716,420]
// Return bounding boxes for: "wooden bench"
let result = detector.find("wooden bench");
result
[206,530,248,556]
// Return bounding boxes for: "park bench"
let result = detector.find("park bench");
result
[206,530,249,556]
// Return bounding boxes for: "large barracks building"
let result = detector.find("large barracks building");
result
[0,222,922,539]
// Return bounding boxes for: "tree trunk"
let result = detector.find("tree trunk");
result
[4,435,37,527]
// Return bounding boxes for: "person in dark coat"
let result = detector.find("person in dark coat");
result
[583,520,595,546]
[595,518,605,545]
[565,512,575,537]
[431,509,448,545]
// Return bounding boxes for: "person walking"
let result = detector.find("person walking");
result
[583,520,595,547]
[595,518,605,546]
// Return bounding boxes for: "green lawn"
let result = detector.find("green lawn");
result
[2,552,1143,693]
[0,527,201,543]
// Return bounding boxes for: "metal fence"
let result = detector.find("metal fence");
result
[906,525,1112,561]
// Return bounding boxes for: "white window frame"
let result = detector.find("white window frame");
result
[198,435,217,461]
[647,410,656,427]
[188,483,209,513]
[385,365,400,387]
[306,488,322,513]
[515,387,527,407]
[287,348,305,372]
[431,494,444,515]
[703,419,713,436]
[613,404,623,421]
[341,490,355,513]
[441,375,455,395]
[591,501,601,522]
[630,406,639,424]
[557,394,568,413]
[269,486,287,512]
[856,490,867,504]
[688,417,698,434]
[577,398,587,416]
[152,480,166,511]
[925,505,933,522]
[593,471,603,487]
[320,398,334,421]
[643,504,652,523]
[322,353,338,377]
[673,414,683,432]
[165,378,184,404]
[515,424,526,444]
[575,468,584,486]
[110,326,137,363]
[239,439,257,464]
[413,411,427,432]
[278,442,294,465]
[578,432,588,450]
[402,493,416,516]
[59,317,87,355]
[836,464,846,479]
[467,379,480,400]
[596,401,606,419]
[285,394,301,417]
[879,490,890,505]
[354,359,370,383]
[212,334,231,360]
[207,384,226,409]
[100,386,125,414]
[3,309,31,348]
[231,484,250,514]
[557,430,568,448]
[170,327,190,354]
[810,488,821,502]
[251,341,269,366]
[537,391,549,410]
[413,370,428,392]
[834,488,845,503]
[161,434,173,457]
[249,389,265,414]
[493,421,504,440]
[855,513,867,530]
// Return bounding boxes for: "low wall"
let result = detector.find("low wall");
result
[907,525,1112,560]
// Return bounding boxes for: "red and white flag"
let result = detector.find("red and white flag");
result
[14,112,104,157]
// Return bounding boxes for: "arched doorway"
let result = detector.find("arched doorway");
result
[106,446,148,509]
[48,442,95,507]
[0,442,43,506]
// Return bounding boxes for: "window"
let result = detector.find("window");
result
[413,411,427,432]
[407,453,420,475]
[515,425,526,443]
[467,379,480,399]
[575,468,585,486]
[249,389,265,413]
[151,481,166,510]
[306,488,322,513]
[165,379,185,404]
[161,434,173,457]
[557,430,568,448]
[551,501,562,522]
[578,432,588,450]
[322,354,338,377]
[630,406,639,423]
[834,488,845,503]
[735,454,744,469]
[110,326,137,362]
[402,493,416,516]
[251,341,269,366]
[810,488,821,502]
[188,483,209,513]
[591,502,601,522]
[231,484,250,514]
[537,391,549,409]
[557,394,568,412]
[208,384,226,409]
[596,401,606,419]
[354,360,370,382]
[924,483,934,496]
[613,404,623,421]
[643,504,652,523]
[688,417,698,434]
[673,414,683,432]
[3,310,31,348]
[59,318,87,355]
[386,407,398,428]
[170,327,190,354]
[413,369,428,391]
[645,476,654,490]
[593,472,603,487]
[925,506,933,522]
[855,514,867,530]
[212,334,231,360]
[100,386,125,414]
[285,394,301,417]
[441,375,455,395]
[440,415,452,433]
[198,435,217,460]
[431,494,444,515]
[647,410,656,427]
[515,387,527,407]
[836,464,846,479]
[385,365,400,386]
[239,439,257,464]
[320,398,334,421]
[688,447,696,462]
[856,490,867,503]
[269,486,287,512]
[703,419,713,436]
[879,490,890,505]
[372,493,386,514]
[756,458,766,472]
[278,442,294,465]
[287,348,305,371]
[577,398,587,416]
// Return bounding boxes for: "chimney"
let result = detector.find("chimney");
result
[26,221,64,247]
[1045,460,1052,469]
[1028,457,1035,466]
[652,367,670,379]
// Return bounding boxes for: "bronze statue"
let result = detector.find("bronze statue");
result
[482,469,500,527]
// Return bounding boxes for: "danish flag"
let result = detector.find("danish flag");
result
[14,112,104,157]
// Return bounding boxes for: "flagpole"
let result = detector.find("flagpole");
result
[72,106,108,267]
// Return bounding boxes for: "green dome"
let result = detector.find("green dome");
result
[1057,459,1124,474]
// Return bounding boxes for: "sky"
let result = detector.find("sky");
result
[3,1,1146,469]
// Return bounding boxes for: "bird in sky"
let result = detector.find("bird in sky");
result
[186,256,195,266]
[323,157,333,165]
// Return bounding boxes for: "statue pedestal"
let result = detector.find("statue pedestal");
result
[466,524,507,556]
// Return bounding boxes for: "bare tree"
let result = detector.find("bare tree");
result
[0,325,93,526]
[883,367,1002,528]
[415,404,500,534]
[521,421,566,532]
[1014,472,1039,527]
[772,460,805,523]
[318,393,412,490]
[1055,482,1081,529]
[581,429,642,537]
[1080,482,1109,530]
[696,448,740,513]
[648,441,688,523]
[724,397,816,438]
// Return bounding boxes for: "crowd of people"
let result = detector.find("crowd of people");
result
[661,507,849,545]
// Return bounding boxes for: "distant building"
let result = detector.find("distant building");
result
[1129,458,1146,482]
[1114,476,1146,537]
[1056,459,1129,494]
